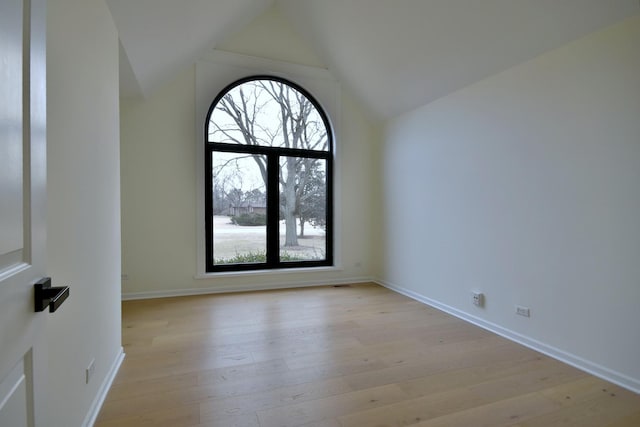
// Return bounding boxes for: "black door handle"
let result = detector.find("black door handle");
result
[34,277,70,313]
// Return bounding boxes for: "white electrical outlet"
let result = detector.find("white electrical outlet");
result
[516,305,530,317]
[86,358,96,384]
[472,292,484,307]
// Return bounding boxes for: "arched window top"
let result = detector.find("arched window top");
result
[206,76,332,152]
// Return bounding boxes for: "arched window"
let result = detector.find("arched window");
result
[205,76,333,272]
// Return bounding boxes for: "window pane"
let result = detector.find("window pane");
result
[279,156,327,262]
[211,151,267,265]
[208,79,329,151]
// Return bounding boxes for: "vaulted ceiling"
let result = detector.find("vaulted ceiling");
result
[106,0,640,120]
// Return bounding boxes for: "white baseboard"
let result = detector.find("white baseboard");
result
[82,347,125,427]
[376,279,640,395]
[122,276,375,301]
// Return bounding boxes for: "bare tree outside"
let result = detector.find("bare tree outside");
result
[207,79,330,265]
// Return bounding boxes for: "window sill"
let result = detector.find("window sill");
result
[194,265,343,280]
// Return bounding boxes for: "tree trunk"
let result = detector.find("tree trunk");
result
[299,217,305,237]
[283,157,298,246]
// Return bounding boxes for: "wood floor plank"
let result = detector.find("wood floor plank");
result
[191,413,260,427]
[199,377,352,422]
[281,337,425,371]
[95,283,640,427]
[604,411,640,427]
[256,384,409,427]
[338,361,583,427]
[516,378,640,427]
[95,402,200,427]
[343,337,534,391]
[513,393,640,427]
[412,392,561,427]
[106,372,198,402]
[396,355,566,398]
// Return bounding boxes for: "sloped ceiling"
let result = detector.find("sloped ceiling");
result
[107,0,640,120]
[107,0,273,96]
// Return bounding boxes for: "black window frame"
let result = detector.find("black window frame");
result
[204,76,334,272]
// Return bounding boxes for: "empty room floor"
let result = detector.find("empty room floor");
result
[95,283,640,426]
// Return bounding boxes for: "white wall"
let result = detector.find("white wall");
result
[380,15,640,392]
[215,3,325,69]
[120,7,378,297]
[47,0,123,425]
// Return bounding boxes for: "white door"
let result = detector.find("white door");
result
[0,0,49,426]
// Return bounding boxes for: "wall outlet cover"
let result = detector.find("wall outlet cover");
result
[472,292,484,307]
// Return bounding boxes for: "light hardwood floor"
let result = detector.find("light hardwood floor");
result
[95,283,640,427]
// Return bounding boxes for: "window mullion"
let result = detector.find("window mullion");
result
[266,154,280,266]
[204,146,214,271]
